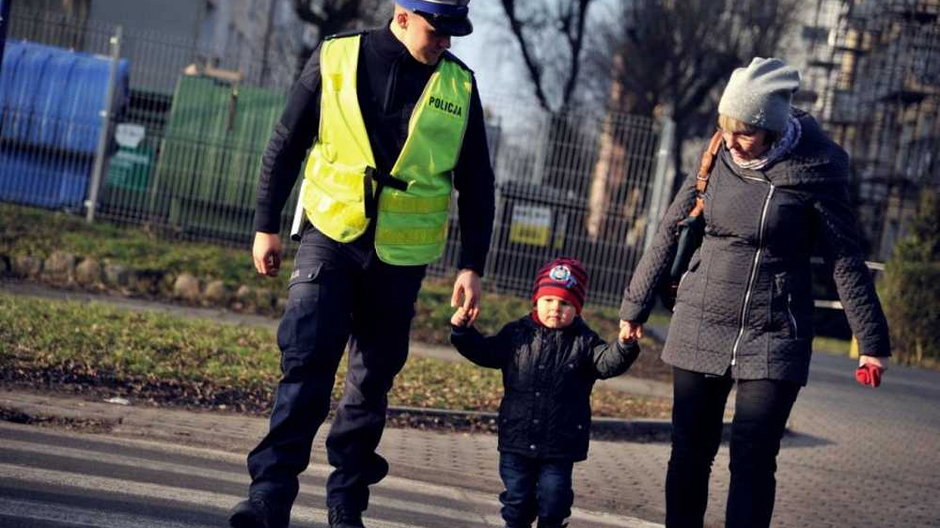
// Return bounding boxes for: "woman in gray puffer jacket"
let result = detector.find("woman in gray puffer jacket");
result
[618,58,890,528]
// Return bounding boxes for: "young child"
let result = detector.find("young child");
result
[450,257,639,528]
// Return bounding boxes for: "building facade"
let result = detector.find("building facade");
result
[798,0,940,261]
[11,0,305,92]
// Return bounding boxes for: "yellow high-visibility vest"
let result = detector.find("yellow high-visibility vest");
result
[301,34,472,265]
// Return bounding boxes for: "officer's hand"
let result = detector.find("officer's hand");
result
[451,269,481,325]
[619,320,644,342]
[252,232,282,277]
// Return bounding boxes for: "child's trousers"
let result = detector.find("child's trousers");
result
[498,452,573,528]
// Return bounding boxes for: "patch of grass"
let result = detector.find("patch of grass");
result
[0,203,284,291]
[0,292,279,386]
[1,203,672,381]
[0,292,670,419]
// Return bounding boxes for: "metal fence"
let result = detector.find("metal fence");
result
[0,9,669,306]
[461,103,667,305]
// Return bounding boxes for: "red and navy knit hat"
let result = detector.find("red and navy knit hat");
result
[531,257,589,314]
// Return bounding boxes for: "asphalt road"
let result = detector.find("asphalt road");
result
[731,353,940,527]
[647,323,940,527]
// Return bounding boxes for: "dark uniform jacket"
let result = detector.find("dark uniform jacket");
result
[620,110,890,385]
[253,25,495,274]
[451,316,639,461]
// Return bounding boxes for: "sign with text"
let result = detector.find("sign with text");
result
[509,204,553,247]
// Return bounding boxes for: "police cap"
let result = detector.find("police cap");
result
[397,0,473,37]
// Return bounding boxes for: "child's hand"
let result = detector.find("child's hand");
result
[451,306,471,327]
[619,320,643,343]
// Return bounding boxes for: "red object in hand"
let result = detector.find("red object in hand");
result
[855,364,882,388]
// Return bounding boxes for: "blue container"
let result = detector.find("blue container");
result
[0,43,52,143]
[0,148,93,209]
[0,39,130,208]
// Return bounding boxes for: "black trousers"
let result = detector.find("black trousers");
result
[245,228,426,515]
[666,367,800,528]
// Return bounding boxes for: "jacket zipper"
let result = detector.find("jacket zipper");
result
[730,183,776,366]
[740,174,767,183]
[787,293,799,339]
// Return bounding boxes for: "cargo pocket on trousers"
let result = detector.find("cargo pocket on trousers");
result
[287,262,324,302]
[277,262,325,356]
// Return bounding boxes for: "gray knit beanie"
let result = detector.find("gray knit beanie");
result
[718,57,801,133]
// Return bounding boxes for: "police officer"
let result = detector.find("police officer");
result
[229,1,494,527]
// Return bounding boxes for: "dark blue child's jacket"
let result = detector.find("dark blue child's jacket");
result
[451,316,639,461]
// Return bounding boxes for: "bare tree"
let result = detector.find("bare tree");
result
[497,0,597,114]
[293,0,389,73]
[599,0,798,176]
[584,0,798,240]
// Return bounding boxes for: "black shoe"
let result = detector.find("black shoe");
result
[229,497,288,528]
[328,505,366,528]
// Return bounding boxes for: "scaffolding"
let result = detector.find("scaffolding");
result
[802,0,940,260]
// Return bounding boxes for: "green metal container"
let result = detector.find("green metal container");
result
[152,76,286,240]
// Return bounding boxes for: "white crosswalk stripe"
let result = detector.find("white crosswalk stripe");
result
[0,438,496,525]
[0,496,215,528]
[0,421,660,527]
[0,463,422,528]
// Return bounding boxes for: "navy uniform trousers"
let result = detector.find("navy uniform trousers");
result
[245,226,426,515]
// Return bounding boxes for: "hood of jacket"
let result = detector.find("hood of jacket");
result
[759,109,850,189]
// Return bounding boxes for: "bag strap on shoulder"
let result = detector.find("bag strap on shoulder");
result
[687,130,723,218]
